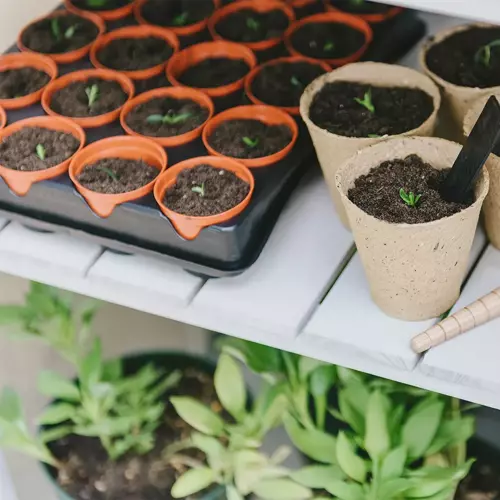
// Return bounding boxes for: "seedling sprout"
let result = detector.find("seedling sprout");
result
[97,166,119,182]
[146,111,192,125]
[290,76,302,87]
[354,88,375,113]
[475,39,500,67]
[85,84,100,108]
[246,18,260,31]
[323,41,335,52]
[35,144,46,161]
[191,183,205,197]
[172,11,189,26]
[50,18,78,40]
[242,136,259,148]
[400,188,421,207]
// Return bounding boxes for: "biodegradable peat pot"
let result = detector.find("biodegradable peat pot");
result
[0,116,85,196]
[69,136,167,217]
[42,69,135,129]
[323,0,402,24]
[65,0,136,21]
[300,62,441,227]
[202,104,298,168]
[0,53,58,110]
[336,137,489,321]
[18,10,105,65]
[154,156,254,240]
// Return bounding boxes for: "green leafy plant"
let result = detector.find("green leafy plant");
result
[172,11,189,26]
[474,39,500,67]
[246,17,260,31]
[191,183,205,197]
[146,111,192,125]
[242,136,259,148]
[85,84,100,108]
[323,41,335,52]
[35,144,46,161]
[354,88,375,113]
[50,18,78,40]
[97,166,119,182]
[291,76,302,87]
[399,188,422,208]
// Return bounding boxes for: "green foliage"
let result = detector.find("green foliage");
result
[399,188,422,208]
[50,18,61,40]
[146,111,192,125]
[85,84,100,108]
[36,144,46,161]
[246,17,260,31]
[323,41,335,52]
[96,166,119,182]
[87,0,108,7]
[474,39,500,67]
[191,183,205,197]
[354,88,375,113]
[242,136,259,148]
[291,76,302,87]
[172,11,189,26]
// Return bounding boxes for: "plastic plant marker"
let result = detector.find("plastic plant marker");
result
[440,95,500,203]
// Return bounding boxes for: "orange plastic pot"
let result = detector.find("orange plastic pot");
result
[90,25,180,80]
[202,104,298,168]
[18,10,105,65]
[65,0,137,22]
[0,116,85,196]
[323,0,402,24]
[42,69,135,129]
[0,53,58,110]
[166,41,257,98]
[69,136,167,217]
[0,107,6,130]
[284,12,372,66]
[120,86,214,148]
[244,56,331,115]
[208,0,295,53]
[154,156,254,240]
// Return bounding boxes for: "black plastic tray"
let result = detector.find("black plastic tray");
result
[0,8,426,278]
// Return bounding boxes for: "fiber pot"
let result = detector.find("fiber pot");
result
[323,0,402,24]
[336,136,489,321]
[0,53,58,110]
[300,62,441,227]
[65,0,137,22]
[69,135,167,217]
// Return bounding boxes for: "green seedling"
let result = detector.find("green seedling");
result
[290,76,302,87]
[246,17,260,31]
[368,133,381,138]
[323,41,335,52]
[354,88,375,113]
[400,188,422,207]
[64,24,79,39]
[87,0,108,7]
[85,84,100,108]
[475,39,500,67]
[35,144,46,161]
[146,111,192,125]
[191,183,205,197]
[242,136,259,148]
[50,18,61,40]
[172,11,189,26]
[97,166,119,182]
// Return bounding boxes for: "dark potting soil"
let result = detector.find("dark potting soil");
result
[327,0,396,15]
[178,58,251,88]
[21,14,99,54]
[125,97,209,138]
[290,22,366,60]
[77,158,159,194]
[0,67,50,99]
[97,38,173,71]
[208,119,292,159]
[140,0,215,28]
[251,61,327,108]
[70,0,132,11]
[0,127,79,171]
[165,164,250,216]
[309,82,434,137]
[348,154,473,224]
[215,9,290,43]
[50,78,128,118]
[426,27,500,88]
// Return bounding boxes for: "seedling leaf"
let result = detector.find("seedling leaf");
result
[173,11,189,26]
[242,136,259,147]
[475,39,500,67]
[191,183,205,197]
[291,76,302,87]
[163,112,192,125]
[36,144,46,161]
[51,18,61,40]
[85,84,100,108]
[215,353,247,422]
[399,188,422,207]
[146,114,165,124]
[323,41,335,52]
[246,17,260,31]
[64,24,78,39]
[354,88,375,113]
[96,166,119,182]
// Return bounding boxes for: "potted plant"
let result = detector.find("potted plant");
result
[202,105,299,168]
[300,62,441,227]
[154,155,254,240]
[42,69,135,129]
[323,0,403,24]
[0,115,85,197]
[17,10,105,65]
[65,0,137,21]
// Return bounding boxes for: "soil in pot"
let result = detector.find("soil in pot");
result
[165,163,250,216]
[77,158,159,194]
[425,26,500,88]
[21,14,99,55]
[125,97,210,138]
[215,8,291,43]
[309,81,434,137]
[290,21,366,60]
[70,0,133,11]
[327,0,396,15]
[177,58,250,88]
[50,78,128,118]
[0,127,80,171]
[348,154,473,224]
[0,67,50,99]
[96,38,173,72]
[140,0,216,28]
[208,119,292,159]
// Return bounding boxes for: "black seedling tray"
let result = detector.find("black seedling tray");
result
[0,7,426,278]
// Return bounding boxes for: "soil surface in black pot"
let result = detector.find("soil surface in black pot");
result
[0,127,79,171]
[140,0,215,28]
[215,9,290,43]
[290,22,366,60]
[70,0,132,11]
[327,0,396,15]
[97,37,173,71]
[126,97,210,137]
[309,82,434,137]
[426,27,500,88]
[178,58,250,88]
[50,78,128,118]
[208,119,292,159]
[21,14,99,54]
[251,61,326,108]
[0,67,50,99]
[348,154,473,224]
[77,158,159,193]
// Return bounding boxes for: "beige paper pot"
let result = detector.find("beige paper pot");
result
[336,136,489,321]
[300,62,441,228]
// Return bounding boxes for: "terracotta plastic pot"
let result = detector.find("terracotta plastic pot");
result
[69,136,167,217]
[120,86,214,148]
[18,10,105,65]
[323,0,402,24]
[154,155,254,240]
[166,40,257,98]
[0,53,58,110]
[42,69,135,129]
[0,116,85,197]
[208,0,295,54]
[336,136,489,321]
[0,107,6,130]
[90,25,180,81]
[244,55,331,115]
[284,11,372,66]
[300,62,441,227]
[202,104,298,168]
[65,0,137,22]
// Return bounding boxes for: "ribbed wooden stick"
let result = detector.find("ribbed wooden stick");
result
[411,288,500,353]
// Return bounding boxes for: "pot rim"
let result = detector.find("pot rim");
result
[64,0,136,21]
[322,0,403,24]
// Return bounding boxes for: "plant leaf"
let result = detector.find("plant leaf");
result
[252,478,312,500]
[377,478,414,498]
[191,432,225,469]
[291,465,344,488]
[146,114,165,124]
[380,446,407,480]
[214,353,246,421]
[364,390,390,461]
[325,479,364,500]
[170,397,225,436]
[171,467,215,498]
[79,337,102,389]
[38,371,80,402]
[336,432,366,483]
[226,485,244,500]
[38,403,76,425]
[309,365,336,398]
